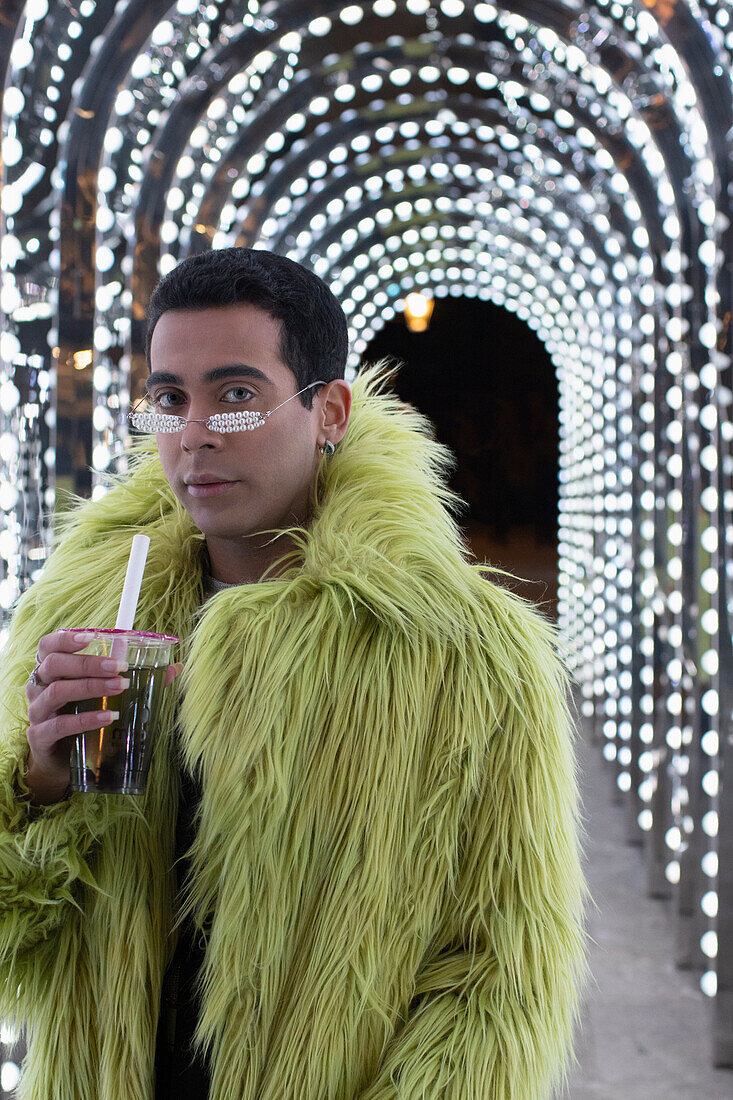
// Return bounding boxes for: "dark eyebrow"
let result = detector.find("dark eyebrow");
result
[145,365,272,391]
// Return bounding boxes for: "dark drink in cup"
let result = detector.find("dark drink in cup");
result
[60,628,178,795]
[70,665,167,794]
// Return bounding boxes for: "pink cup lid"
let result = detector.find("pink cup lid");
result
[59,627,179,643]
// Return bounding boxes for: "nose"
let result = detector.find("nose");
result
[179,416,224,452]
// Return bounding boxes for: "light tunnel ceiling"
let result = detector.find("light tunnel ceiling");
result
[1,0,731,379]
[2,0,733,1074]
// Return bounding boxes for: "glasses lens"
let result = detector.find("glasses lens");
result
[129,411,186,433]
[205,411,266,432]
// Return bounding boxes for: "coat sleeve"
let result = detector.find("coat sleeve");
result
[0,753,117,959]
[0,592,125,1020]
[358,596,590,1100]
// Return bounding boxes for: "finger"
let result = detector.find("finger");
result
[36,630,99,663]
[38,650,128,685]
[28,709,118,756]
[26,679,45,704]
[28,675,129,726]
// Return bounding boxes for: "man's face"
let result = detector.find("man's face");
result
[149,303,324,542]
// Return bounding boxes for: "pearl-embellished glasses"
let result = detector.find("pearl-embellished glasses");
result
[128,381,326,434]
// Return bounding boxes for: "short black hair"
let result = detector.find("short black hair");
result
[145,247,348,409]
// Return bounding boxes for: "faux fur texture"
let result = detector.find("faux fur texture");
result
[0,362,589,1098]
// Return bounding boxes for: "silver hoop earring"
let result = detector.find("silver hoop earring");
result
[319,441,336,458]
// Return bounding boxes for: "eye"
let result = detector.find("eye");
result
[222,386,255,402]
[151,390,184,410]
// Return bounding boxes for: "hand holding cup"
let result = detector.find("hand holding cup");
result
[25,630,183,806]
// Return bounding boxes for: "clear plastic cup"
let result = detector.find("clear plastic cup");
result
[61,628,179,795]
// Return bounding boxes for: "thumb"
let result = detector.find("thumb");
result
[164,661,184,688]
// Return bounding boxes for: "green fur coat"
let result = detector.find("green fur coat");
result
[0,365,588,1099]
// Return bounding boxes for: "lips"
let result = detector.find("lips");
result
[184,475,235,485]
[184,475,239,498]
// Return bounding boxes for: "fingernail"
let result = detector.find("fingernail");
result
[99,710,119,721]
[104,677,129,691]
[101,659,128,672]
[73,632,93,643]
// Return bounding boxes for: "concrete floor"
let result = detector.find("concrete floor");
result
[562,715,732,1100]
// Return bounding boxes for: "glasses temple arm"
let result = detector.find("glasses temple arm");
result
[268,380,327,415]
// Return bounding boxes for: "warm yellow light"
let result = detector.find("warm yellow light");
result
[403,292,434,332]
[73,349,93,370]
[405,292,429,317]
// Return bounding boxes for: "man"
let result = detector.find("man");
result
[0,248,587,1099]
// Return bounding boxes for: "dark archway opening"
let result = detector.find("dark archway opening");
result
[363,297,559,615]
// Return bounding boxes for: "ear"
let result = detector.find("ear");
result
[318,380,352,445]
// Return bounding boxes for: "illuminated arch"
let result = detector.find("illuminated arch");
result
[1,0,732,1068]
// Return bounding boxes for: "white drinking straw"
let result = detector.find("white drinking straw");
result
[114,533,151,631]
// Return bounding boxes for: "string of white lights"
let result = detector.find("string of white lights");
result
[1,1,732,1088]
